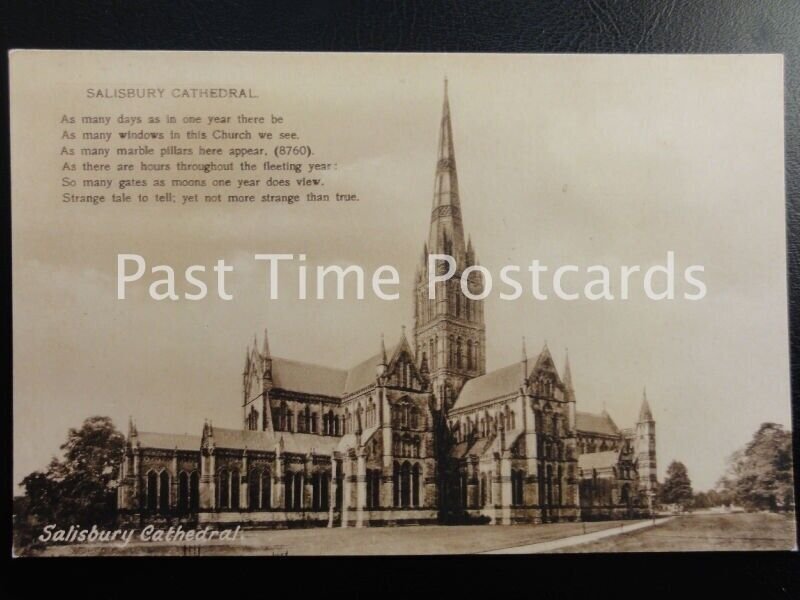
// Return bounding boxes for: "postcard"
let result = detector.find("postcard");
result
[10,50,794,555]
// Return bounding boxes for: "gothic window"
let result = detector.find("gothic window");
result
[278,401,288,431]
[467,340,473,369]
[410,407,419,429]
[230,469,240,509]
[400,462,412,508]
[146,470,158,511]
[178,471,190,512]
[456,338,463,368]
[159,470,170,513]
[510,410,516,430]
[449,335,455,367]
[621,483,631,507]
[334,415,340,436]
[512,470,524,506]
[190,471,200,511]
[248,468,258,509]
[218,469,229,509]
[284,472,293,509]
[320,473,330,511]
[247,407,259,431]
[393,462,401,507]
[293,472,303,510]
[474,342,480,369]
[261,469,271,509]
[310,412,318,433]
[312,473,321,511]
[366,469,381,509]
[480,473,487,507]
[412,463,421,507]
[335,465,344,509]
[286,409,294,433]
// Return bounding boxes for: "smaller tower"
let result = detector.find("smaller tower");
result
[520,337,528,384]
[635,387,657,492]
[563,349,576,432]
[261,328,273,431]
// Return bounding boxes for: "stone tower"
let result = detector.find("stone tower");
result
[635,388,657,491]
[414,80,486,410]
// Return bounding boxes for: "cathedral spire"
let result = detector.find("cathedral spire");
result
[639,387,653,422]
[428,78,466,264]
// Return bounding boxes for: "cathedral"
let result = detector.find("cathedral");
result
[117,83,658,528]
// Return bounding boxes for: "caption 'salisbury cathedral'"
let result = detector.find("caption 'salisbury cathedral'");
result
[117,84,658,527]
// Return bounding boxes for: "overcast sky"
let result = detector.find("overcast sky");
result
[11,51,790,492]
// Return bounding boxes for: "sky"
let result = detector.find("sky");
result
[11,51,791,492]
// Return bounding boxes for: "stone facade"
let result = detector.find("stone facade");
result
[117,83,657,528]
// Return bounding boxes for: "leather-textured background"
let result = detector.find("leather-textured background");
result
[4,0,800,589]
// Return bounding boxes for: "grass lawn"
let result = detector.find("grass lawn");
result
[550,512,797,553]
[37,520,627,556]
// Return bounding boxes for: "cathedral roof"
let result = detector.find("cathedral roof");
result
[270,357,347,398]
[578,450,620,472]
[209,427,340,455]
[451,362,523,412]
[342,345,395,395]
[576,411,619,436]
[135,432,200,451]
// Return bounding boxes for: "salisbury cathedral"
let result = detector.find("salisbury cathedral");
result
[117,84,658,527]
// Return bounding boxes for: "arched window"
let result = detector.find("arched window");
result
[286,409,294,433]
[190,471,200,511]
[249,468,261,510]
[320,472,330,511]
[334,415,340,436]
[393,462,401,507]
[509,410,516,430]
[467,340,473,369]
[261,469,272,509]
[146,470,158,511]
[159,470,170,512]
[279,401,288,431]
[480,473,487,507]
[178,471,190,512]
[412,464,421,507]
[312,473,321,511]
[400,462,412,507]
[621,483,631,507]
[218,469,229,509]
[293,472,303,510]
[284,472,293,509]
[230,469,240,509]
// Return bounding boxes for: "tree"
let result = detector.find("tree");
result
[660,461,693,509]
[19,416,125,528]
[719,423,794,512]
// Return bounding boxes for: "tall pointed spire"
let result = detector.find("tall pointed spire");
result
[428,78,466,265]
[563,348,573,390]
[639,387,653,422]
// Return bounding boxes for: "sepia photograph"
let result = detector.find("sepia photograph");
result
[9,50,796,557]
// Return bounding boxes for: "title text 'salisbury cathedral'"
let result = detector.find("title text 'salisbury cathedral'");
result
[117,84,658,527]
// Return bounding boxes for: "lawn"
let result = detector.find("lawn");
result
[550,512,797,553]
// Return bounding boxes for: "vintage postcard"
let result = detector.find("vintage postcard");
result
[10,50,795,555]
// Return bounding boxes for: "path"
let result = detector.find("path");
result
[482,517,675,554]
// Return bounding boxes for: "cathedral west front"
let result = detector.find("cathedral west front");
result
[117,83,658,528]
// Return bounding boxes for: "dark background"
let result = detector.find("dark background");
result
[3,0,799,597]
